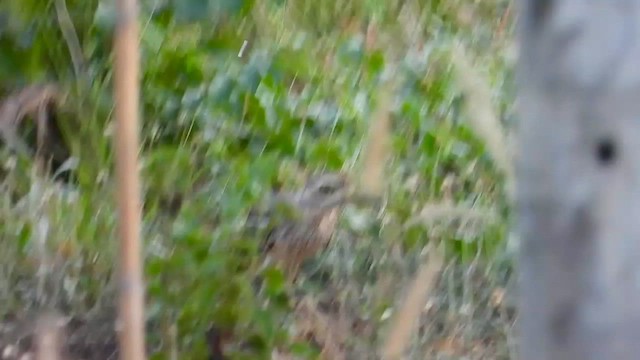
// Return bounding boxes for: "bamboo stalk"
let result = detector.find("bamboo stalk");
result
[113,0,146,358]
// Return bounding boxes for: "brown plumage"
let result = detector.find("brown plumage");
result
[249,173,349,281]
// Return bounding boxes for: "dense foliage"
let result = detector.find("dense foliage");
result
[0,0,514,358]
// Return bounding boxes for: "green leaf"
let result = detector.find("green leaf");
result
[289,341,321,358]
[262,267,286,297]
[171,0,253,23]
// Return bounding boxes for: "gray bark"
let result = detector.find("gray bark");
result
[516,1,640,359]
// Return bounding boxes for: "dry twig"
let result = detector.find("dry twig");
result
[405,202,500,230]
[381,243,445,359]
[0,84,61,157]
[113,0,146,358]
[358,80,395,198]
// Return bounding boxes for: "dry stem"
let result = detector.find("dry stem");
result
[114,0,146,358]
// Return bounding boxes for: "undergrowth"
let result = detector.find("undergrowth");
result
[0,0,516,358]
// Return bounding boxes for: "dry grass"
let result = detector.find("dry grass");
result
[381,243,445,359]
[450,43,515,200]
[358,80,395,198]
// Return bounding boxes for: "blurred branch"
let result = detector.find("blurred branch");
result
[113,0,146,358]
[54,0,85,78]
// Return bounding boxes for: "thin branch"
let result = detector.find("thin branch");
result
[380,243,444,359]
[358,80,395,197]
[54,0,85,78]
[114,0,146,358]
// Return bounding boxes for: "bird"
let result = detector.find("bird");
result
[247,172,349,282]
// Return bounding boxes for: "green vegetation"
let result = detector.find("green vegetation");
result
[0,0,516,358]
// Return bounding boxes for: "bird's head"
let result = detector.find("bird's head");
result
[296,172,349,211]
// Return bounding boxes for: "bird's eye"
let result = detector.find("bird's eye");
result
[317,184,335,194]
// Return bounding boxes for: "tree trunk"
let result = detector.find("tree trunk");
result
[516,1,640,359]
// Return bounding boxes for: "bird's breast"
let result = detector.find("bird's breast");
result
[317,208,340,240]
